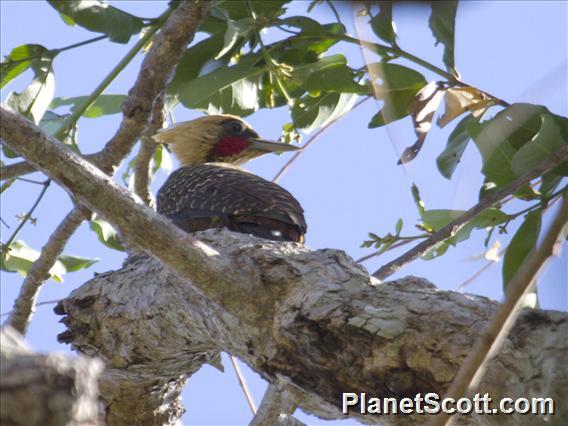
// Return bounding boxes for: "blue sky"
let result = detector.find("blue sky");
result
[1,1,566,425]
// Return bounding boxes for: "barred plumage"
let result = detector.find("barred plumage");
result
[154,115,306,243]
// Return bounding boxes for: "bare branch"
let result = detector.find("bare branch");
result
[0,160,38,181]
[273,98,369,183]
[372,144,568,280]
[230,355,257,415]
[133,93,166,206]
[428,192,568,426]
[96,1,210,174]
[4,206,90,335]
[1,0,210,338]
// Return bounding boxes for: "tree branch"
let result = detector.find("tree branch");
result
[0,160,39,181]
[133,92,165,205]
[372,144,568,280]
[428,192,568,426]
[4,206,90,334]
[2,104,566,424]
[55,231,567,425]
[1,326,103,426]
[1,0,210,338]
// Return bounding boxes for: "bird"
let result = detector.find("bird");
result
[153,114,307,243]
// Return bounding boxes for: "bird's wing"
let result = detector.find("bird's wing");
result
[157,165,307,232]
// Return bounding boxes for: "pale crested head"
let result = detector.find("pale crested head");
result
[153,114,300,166]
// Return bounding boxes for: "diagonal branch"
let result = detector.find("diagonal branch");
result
[4,206,90,334]
[133,92,165,205]
[3,105,566,425]
[428,192,568,426]
[372,144,568,280]
[1,0,211,337]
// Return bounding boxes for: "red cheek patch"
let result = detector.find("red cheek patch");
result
[215,136,250,157]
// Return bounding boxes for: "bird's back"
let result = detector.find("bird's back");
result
[157,164,306,242]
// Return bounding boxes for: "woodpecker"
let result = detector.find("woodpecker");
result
[154,115,307,243]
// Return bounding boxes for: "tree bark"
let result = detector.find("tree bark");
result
[1,326,103,426]
[54,230,567,425]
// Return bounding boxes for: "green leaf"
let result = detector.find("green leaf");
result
[467,104,557,189]
[370,1,396,44]
[168,34,226,96]
[367,63,427,127]
[51,94,126,118]
[38,111,79,150]
[395,218,403,235]
[292,92,358,133]
[422,208,508,246]
[48,0,144,43]
[1,44,48,88]
[57,255,99,273]
[152,143,173,174]
[89,216,125,252]
[539,172,562,198]
[4,54,55,124]
[421,241,449,260]
[1,240,38,278]
[217,0,289,21]
[467,119,517,187]
[436,114,477,179]
[303,63,369,94]
[176,54,264,115]
[411,183,426,219]
[511,114,565,176]
[1,240,97,282]
[429,1,458,76]
[502,211,541,288]
[273,19,344,64]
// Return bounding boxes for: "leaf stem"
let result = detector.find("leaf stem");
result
[52,35,108,54]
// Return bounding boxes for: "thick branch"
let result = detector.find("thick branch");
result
[1,326,103,426]
[372,144,568,280]
[5,206,90,334]
[1,106,263,323]
[55,230,567,425]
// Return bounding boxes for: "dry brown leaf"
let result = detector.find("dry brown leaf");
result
[437,86,494,128]
[399,81,445,164]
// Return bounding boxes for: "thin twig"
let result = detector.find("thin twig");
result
[273,97,370,183]
[4,206,90,335]
[0,298,61,318]
[230,355,257,415]
[2,180,50,253]
[457,260,496,291]
[326,0,343,26]
[133,93,166,205]
[372,145,568,281]
[355,238,415,263]
[427,192,568,426]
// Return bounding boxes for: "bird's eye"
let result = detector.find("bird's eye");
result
[229,121,244,134]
